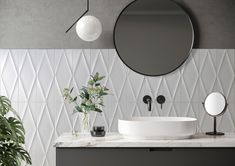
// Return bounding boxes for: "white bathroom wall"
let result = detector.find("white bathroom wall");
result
[0,49,234,166]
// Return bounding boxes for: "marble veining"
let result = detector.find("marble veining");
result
[55,132,235,148]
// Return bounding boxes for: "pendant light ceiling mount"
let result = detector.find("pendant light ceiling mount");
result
[66,0,102,42]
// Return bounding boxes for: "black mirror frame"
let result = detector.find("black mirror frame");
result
[113,0,194,76]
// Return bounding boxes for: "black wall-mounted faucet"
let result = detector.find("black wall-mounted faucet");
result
[143,95,152,111]
[156,95,166,109]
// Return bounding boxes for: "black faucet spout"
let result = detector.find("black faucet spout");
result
[143,95,152,111]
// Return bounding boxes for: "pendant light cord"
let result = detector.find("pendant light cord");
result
[65,0,89,33]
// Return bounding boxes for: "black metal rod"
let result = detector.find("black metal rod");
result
[214,117,217,134]
[65,0,89,33]
[147,99,151,111]
[87,0,89,11]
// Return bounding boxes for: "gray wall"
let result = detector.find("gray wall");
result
[1,0,235,48]
[176,0,235,48]
[0,0,132,48]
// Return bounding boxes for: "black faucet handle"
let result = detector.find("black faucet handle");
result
[143,95,152,111]
[156,95,166,109]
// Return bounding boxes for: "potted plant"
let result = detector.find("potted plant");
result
[63,72,109,133]
[0,96,32,166]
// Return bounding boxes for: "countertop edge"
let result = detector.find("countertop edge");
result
[54,132,235,148]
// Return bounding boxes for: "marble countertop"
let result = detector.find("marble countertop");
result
[54,132,235,148]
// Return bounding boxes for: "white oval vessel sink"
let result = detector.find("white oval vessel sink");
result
[118,117,197,140]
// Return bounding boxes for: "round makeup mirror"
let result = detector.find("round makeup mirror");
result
[203,92,228,135]
[114,0,194,76]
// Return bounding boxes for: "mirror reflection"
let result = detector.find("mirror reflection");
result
[114,0,194,76]
[204,92,227,116]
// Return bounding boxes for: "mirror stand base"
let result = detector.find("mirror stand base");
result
[206,117,224,136]
[206,132,224,136]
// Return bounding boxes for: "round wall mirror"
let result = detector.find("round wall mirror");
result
[114,0,194,76]
[203,92,227,136]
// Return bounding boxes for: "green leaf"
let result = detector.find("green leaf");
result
[0,96,12,115]
[0,116,25,144]
[8,117,25,143]
[63,88,70,95]
[104,87,109,91]
[88,104,96,110]
[100,92,108,96]
[15,144,32,164]
[0,115,14,141]
[97,76,105,81]
[81,103,87,108]
[94,108,102,113]
[95,83,100,86]
[73,96,77,102]
[90,74,95,80]
[70,87,74,93]
[74,106,83,113]
[81,87,89,99]
[93,72,99,81]
[98,103,104,106]
[0,142,32,165]
[0,95,31,165]
[79,93,85,99]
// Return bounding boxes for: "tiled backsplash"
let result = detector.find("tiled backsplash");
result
[0,49,234,166]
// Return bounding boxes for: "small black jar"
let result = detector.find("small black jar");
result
[90,126,106,137]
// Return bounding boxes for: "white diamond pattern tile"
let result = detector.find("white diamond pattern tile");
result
[200,50,217,95]
[55,51,73,92]
[38,106,54,153]
[182,55,199,102]
[0,49,234,166]
[73,51,90,88]
[37,55,54,100]
[217,51,234,97]
[1,52,18,100]
[19,52,37,102]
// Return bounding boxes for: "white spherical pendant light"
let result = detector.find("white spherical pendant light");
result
[76,15,102,42]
